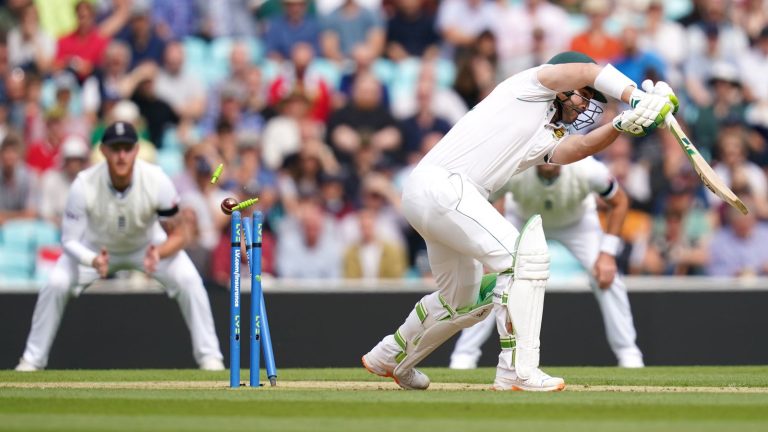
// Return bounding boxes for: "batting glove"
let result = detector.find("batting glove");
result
[613,110,650,137]
[641,79,679,115]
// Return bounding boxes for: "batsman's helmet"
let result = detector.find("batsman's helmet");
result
[547,51,606,130]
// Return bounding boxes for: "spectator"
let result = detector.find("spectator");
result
[707,196,768,277]
[398,79,451,162]
[712,131,768,218]
[319,171,355,219]
[452,40,497,109]
[154,41,207,123]
[278,137,340,215]
[200,0,257,38]
[643,185,711,275]
[741,27,768,128]
[130,71,179,147]
[614,24,667,86]
[385,0,440,62]
[152,0,201,40]
[264,0,321,62]
[82,41,155,119]
[339,171,406,252]
[731,0,768,44]
[343,208,407,278]
[0,134,37,225]
[201,81,264,137]
[38,135,90,228]
[276,197,342,278]
[53,0,130,81]
[326,72,401,170]
[25,108,68,175]
[690,62,747,160]
[569,0,623,64]
[435,0,498,59]
[320,0,386,63]
[262,91,314,171]
[116,0,167,69]
[337,44,390,109]
[267,43,333,122]
[637,0,687,89]
[7,3,55,74]
[492,0,570,77]
[391,61,468,124]
[686,0,749,67]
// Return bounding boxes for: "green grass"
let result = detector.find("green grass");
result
[1,367,768,432]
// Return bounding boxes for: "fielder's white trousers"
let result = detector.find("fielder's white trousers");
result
[20,249,224,368]
[451,211,643,366]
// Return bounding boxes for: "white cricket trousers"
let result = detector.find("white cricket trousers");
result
[20,249,224,368]
[401,165,520,313]
[452,211,643,366]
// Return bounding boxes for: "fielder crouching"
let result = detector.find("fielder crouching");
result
[16,121,224,371]
[362,51,677,391]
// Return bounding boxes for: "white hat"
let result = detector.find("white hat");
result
[61,135,90,159]
[111,100,141,124]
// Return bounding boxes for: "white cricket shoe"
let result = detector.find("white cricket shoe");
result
[362,345,430,390]
[618,356,645,368]
[199,357,226,371]
[493,367,565,392]
[15,358,41,372]
[449,353,478,370]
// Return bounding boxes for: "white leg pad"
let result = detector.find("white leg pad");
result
[504,215,550,379]
[393,286,495,375]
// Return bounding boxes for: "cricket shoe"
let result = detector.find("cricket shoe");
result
[15,358,41,372]
[493,367,565,392]
[199,357,226,371]
[362,340,430,390]
[449,353,479,370]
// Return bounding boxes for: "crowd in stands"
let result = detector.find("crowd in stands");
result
[2,0,768,286]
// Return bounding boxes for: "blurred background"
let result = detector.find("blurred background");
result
[3,0,768,287]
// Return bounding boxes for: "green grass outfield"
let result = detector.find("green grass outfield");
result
[1,366,768,432]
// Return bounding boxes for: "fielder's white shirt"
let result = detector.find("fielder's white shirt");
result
[501,156,618,230]
[419,65,569,196]
[62,160,179,263]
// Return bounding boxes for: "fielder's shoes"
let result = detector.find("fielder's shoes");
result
[199,357,226,371]
[15,358,41,372]
[362,346,430,390]
[493,367,565,392]
[618,355,645,368]
[449,353,479,370]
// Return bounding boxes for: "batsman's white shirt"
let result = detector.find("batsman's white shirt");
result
[420,64,568,196]
[451,157,644,367]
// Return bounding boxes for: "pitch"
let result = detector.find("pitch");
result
[2,366,767,431]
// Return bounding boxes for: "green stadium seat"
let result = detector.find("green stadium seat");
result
[0,246,35,277]
[157,148,184,177]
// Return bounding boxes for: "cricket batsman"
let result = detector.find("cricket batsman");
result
[16,121,225,371]
[449,157,644,371]
[362,51,677,391]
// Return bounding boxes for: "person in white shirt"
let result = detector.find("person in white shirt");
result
[16,121,224,372]
[362,51,676,392]
[450,157,644,370]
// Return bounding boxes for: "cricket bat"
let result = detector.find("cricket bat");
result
[665,115,749,215]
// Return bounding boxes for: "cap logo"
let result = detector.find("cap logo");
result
[116,122,125,135]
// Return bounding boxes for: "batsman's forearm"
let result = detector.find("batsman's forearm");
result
[552,124,620,164]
